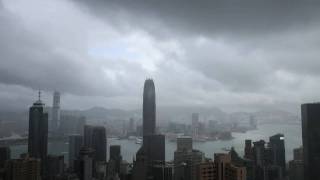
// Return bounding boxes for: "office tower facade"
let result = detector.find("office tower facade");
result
[150,162,173,180]
[109,145,122,175]
[51,91,60,132]
[46,155,64,180]
[269,134,286,174]
[84,125,107,162]
[133,79,166,180]
[289,147,304,180]
[0,146,10,168]
[293,147,303,161]
[143,79,156,137]
[177,136,193,152]
[192,113,199,138]
[68,135,83,169]
[244,139,254,160]
[174,149,204,180]
[77,147,94,180]
[214,153,247,180]
[301,103,320,180]
[5,157,41,180]
[198,160,218,180]
[28,93,48,162]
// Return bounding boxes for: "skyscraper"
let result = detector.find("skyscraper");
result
[28,91,48,162]
[192,113,199,138]
[143,79,156,137]
[84,125,107,162]
[133,79,165,180]
[269,134,286,174]
[69,135,83,169]
[77,147,94,180]
[109,145,122,175]
[301,103,320,180]
[51,91,60,132]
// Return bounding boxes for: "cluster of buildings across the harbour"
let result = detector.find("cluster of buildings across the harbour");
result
[0,79,319,180]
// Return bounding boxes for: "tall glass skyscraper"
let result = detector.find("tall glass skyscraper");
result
[133,79,165,180]
[143,79,156,137]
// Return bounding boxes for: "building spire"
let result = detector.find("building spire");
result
[38,90,41,101]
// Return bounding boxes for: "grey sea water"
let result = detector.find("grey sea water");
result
[10,123,301,163]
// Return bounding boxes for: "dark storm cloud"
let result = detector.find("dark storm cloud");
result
[74,0,320,37]
[1,0,320,111]
[0,8,115,96]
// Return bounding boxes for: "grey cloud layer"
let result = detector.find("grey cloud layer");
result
[75,0,320,37]
[1,0,320,112]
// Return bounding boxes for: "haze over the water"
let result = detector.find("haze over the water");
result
[1,0,320,113]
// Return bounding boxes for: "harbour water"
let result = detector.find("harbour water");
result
[10,123,302,163]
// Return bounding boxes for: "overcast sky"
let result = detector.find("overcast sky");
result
[1,0,320,112]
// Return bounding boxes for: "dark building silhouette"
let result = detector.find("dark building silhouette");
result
[244,139,254,160]
[301,103,320,180]
[109,145,122,175]
[269,133,286,174]
[28,92,48,164]
[46,155,64,180]
[76,147,94,180]
[150,162,173,180]
[0,146,10,168]
[68,135,83,170]
[289,147,304,180]
[142,79,156,137]
[84,125,107,162]
[133,79,165,180]
[5,156,41,180]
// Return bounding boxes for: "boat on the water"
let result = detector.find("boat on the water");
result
[135,137,142,144]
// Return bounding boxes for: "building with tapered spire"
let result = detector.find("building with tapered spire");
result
[142,79,156,137]
[133,79,165,180]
